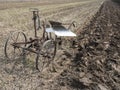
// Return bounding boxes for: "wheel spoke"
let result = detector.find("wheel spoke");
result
[15,32,20,42]
[4,32,27,60]
[36,40,56,71]
[11,36,16,43]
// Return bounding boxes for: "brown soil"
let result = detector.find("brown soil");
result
[50,0,120,90]
[0,0,120,90]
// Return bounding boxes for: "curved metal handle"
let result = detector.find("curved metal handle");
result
[68,21,78,30]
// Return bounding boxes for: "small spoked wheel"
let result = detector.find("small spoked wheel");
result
[36,40,56,72]
[4,31,27,60]
[42,40,56,59]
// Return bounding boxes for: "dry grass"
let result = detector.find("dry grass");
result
[0,0,106,89]
[0,0,103,55]
[0,0,91,10]
[0,0,103,31]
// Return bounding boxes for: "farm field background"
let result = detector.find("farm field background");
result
[0,0,112,90]
[0,0,103,55]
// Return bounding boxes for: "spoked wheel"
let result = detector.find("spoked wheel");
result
[42,40,56,59]
[4,31,27,60]
[36,40,56,72]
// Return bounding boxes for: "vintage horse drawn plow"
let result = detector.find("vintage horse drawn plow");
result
[4,8,76,72]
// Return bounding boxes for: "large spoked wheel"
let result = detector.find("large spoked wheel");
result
[4,31,27,60]
[36,40,56,72]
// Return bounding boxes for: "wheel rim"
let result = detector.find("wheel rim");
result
[37,53,52,72]
[42,40,56,60]
[36,40,56,72]
[4,31,27,60]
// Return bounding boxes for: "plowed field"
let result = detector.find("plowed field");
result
[1,0,119,90]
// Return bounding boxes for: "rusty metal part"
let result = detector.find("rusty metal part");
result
[4,31,27,60]
[32,9,41,37]
[4,8,77,71]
